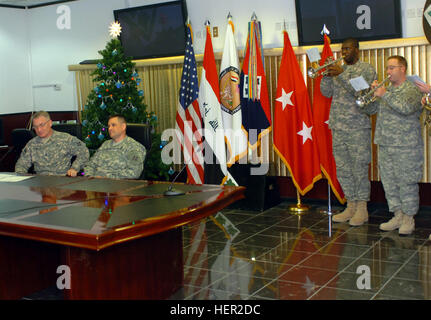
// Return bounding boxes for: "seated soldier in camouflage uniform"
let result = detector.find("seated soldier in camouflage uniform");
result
[15,111,89,176]
[363,56,423,235]
[84,115,146,179]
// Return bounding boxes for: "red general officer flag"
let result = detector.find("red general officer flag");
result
[273,30,321,195]
[312,34,346,204]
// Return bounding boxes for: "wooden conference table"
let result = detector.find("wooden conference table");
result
[0,174,244,299]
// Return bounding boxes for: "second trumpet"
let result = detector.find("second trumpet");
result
[355,76,391,107]
[307,56,344,79]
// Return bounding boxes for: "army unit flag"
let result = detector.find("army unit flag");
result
[219,17,248,165]
[312,34,346,203]
[273,30,321,195]
[239,18,271,151]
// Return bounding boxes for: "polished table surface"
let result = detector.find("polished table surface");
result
[0,173,245,299]
[0,174,245,250]
[0,176,243,250]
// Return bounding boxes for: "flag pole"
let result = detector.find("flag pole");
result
[288,189,310,214]
[317,180,342,215]
[327,183,332,215]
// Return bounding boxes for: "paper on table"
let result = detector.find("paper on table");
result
[349,76,370,92]
[0,173,34,182]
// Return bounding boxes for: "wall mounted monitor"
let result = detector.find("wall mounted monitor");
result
[295,0,401,45]
[114,0,188,59]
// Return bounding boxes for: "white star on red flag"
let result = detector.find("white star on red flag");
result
[297,122,313,144]
[276,88,294,111]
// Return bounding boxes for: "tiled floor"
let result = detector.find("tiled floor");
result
[175,199,431,300]
[23,199,431,300]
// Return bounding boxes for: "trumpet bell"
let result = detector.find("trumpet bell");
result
[355,97,366,108]
[307,67,317,79]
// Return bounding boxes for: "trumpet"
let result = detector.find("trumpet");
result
[355,76,391,107]
[307,56,344,79]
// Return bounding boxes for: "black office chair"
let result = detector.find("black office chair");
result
[126,123,152,180]
[11,128,36,172]
[52,123,83,140]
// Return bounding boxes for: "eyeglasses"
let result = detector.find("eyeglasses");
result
[385,65,403,71]
[33,120,50,130]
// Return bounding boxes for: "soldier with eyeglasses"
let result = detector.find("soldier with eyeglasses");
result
[15,111,89,176]
[362,55,423,235]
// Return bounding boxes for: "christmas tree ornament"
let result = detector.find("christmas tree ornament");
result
[109,21,122,38]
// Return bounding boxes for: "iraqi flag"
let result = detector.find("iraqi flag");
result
[273,30,321,195]
[312,34,346,203]
[199,25,237,186]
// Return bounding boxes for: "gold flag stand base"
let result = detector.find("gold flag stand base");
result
[288,190,310,215]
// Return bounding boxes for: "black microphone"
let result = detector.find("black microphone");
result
[164,163,188,196]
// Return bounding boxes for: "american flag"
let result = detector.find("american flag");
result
[183,220,209,299]
[175,25,204,184]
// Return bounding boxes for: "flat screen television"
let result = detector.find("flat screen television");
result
[295,0,401,46]
[113,0,188,60]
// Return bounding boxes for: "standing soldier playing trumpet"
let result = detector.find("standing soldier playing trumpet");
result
[362,55,423,235]
[320,38,377,226]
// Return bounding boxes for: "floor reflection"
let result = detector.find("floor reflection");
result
[179,200,431,300]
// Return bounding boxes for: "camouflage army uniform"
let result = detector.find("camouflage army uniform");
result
[84,136,146,179]
[15,130,89,175]
[320,61,377,201]
[363,80,423,216]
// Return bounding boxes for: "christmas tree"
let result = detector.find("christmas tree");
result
[81,25,170,180]
[81,38,155,148]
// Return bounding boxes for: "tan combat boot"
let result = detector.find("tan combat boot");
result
[332,201,356,223]
[380,210,403,231]
[399,214,415,235]
[349,201,369,226]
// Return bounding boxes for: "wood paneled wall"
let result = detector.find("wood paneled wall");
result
[69,36,431,182]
